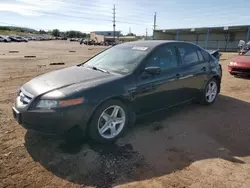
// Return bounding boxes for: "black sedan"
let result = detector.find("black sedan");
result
[12,40,222,143]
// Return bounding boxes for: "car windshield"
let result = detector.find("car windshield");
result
[244,51,250,56]
[83,46,148,74]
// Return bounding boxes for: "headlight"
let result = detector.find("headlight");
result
[36,100,58,108]
[229,61,237,65]
[36,97,84,109]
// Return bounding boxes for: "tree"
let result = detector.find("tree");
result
[126,33,136,36]
[52,29,60,37]
[64,30,87,38]
[39,30,46,34]
[68,30,77,38]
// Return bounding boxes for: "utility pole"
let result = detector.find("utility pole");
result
[146,28,148,40]
[153,12,157,40]
[113,4,116,43]
[129,27,131,34]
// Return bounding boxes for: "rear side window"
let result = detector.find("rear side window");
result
[177,44,199,65]
[197,50,205,61]
[200,49,211,62]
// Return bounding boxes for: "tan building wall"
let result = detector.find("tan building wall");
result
[154,31,173,40]
[90,32,105,42]
[154,30,248,51]
[119,36,138,42]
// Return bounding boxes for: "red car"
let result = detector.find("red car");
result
[228,50,250,76]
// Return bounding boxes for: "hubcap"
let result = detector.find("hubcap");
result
[206,81,218,103]
[98,105,126,139]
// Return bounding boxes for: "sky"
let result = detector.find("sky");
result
[0,0,250,35]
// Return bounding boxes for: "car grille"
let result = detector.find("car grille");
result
[232,68,250,73]
[18,89,34,105]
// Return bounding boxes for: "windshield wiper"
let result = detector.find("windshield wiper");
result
[90,66,110,73]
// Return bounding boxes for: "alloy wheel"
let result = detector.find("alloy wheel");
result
[205,81,218,103]
[97,105,126,139]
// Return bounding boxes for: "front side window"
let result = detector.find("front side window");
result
[83,46,148,74]
[145,45,178,70]
[177,44,199,65]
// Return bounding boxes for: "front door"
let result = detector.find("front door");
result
[132,44,184,115]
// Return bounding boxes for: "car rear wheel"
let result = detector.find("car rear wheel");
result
[200,78,218,105]
[88,99,129,143]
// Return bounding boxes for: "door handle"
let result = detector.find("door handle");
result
[201,67,206,71]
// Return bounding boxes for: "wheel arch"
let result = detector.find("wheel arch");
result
[212,75,221,93]
[86,96,135,132]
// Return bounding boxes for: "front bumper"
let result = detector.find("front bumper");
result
[12,104,91,135]
[228,66,250,75]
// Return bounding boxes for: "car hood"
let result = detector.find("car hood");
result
[232,56,250,64]
[22,66,119,96]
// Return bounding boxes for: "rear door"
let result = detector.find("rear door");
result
[133,43,185,114]
[175,43,209,99]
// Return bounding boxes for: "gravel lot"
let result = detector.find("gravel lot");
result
[1,41,250,188]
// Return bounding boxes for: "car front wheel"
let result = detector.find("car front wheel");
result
[88,100,129,143]
[200,78,218,105]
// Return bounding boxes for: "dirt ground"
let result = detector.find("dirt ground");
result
[1,41,250,188]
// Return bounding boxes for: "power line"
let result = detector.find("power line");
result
[34,0,154,17]
[24,8,152,26]
[9,0,156,24]
[46,8,153,24]
[25,1,244,26]
[12,0,249,19]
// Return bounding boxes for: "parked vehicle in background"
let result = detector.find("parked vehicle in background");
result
[70,38,80,42]
[239,47,249,55]
[80,38,84,45]
[228,50,250,76]
[35,36,44,41]
[238,40,249,55]
[25,36,32,41]
[12,40,222,143]
[0,35,11,42]
[8,36,22,42]
[15,36,28,42]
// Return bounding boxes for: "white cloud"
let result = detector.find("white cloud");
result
[17,0,66,7]
[0,0,65,16]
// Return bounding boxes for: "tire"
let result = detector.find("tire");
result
[200,78,218,105]
[88,99,129,143]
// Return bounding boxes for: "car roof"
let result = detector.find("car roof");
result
[119,40,175,47]
[116,40,194,51]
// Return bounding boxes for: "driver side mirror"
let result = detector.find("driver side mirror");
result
[144,66,161,75]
